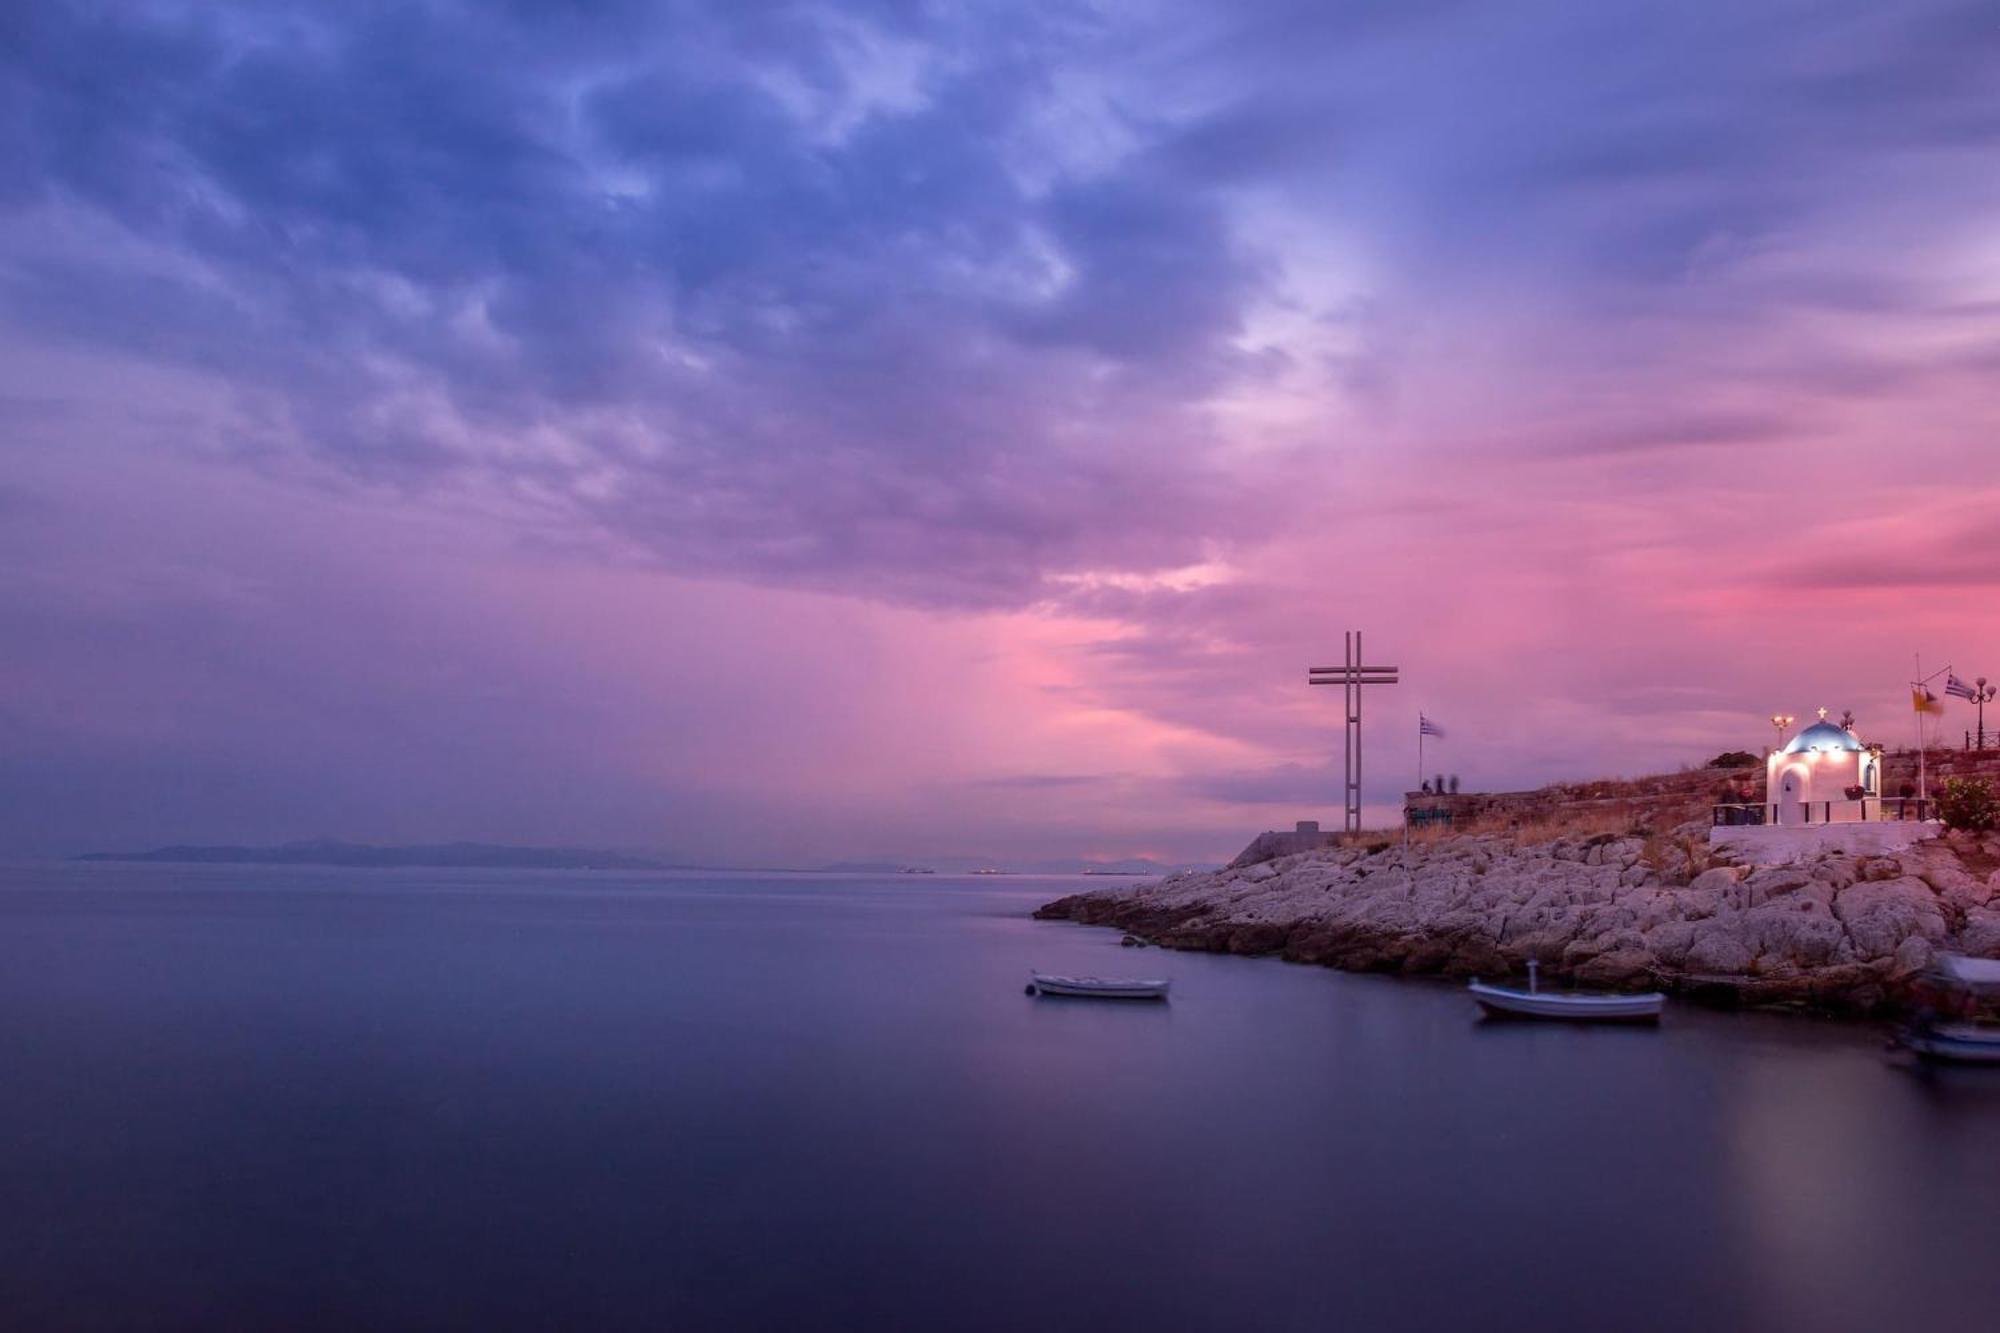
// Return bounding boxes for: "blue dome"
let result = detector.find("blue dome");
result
[1782,721,1863,754]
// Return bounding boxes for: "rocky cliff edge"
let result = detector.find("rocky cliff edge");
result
[1036,823,2000,1015]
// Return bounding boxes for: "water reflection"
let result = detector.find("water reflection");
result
[0,862,1994,1330]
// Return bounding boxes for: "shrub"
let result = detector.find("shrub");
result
[1936,777,1998,833]
[1707,751,1761,769]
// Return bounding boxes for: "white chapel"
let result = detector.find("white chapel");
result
[1767,709,1880,823]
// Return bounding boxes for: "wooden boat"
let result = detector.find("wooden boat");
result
[1897,955,2000,1064]
[1028,972,1170,1000]
[1469,962,1664,1023]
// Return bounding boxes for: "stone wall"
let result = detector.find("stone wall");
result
[1228,821,1341,869]
[1709,821,1941,865]
[1401,766,1748,835]
[1880,748,2000,794]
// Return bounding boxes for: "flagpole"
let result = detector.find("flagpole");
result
[1402,715,1414,886]
[1918,653,1928,804]
[1418,715,1425,801]
[1919,653,1926,803]
[1406,715,1421,855]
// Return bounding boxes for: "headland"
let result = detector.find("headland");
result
[1038,763,2000,1016]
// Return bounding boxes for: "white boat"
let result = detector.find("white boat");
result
[1469,963,1663,1023]
[1028,972,1170,1000]
[1901,1022,2000,1064]
[1897,955,2000,1064]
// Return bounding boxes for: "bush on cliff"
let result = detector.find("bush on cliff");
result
[1937,777,1998,833]
[1706,751,1760,769]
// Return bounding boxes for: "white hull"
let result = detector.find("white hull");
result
[1902,1023,2000,1064]
[1030,972,1170,1000]
[1469,980,1664,1023]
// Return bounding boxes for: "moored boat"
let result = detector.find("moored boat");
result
[1028,971,1170,1000]
[1897,955,2000,1064]
[1901,1022,2000,1064]
[1470,962,1664,1023]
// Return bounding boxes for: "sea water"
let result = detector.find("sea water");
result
[0,861,1995,1331]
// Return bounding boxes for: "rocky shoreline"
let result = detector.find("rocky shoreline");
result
[1036,822,2000,1016]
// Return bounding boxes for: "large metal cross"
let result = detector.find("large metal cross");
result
[1309,630,1399,835]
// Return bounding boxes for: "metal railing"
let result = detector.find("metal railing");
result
[1712,797,1932,826]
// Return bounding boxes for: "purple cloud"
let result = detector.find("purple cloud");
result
[3,0,1999,860]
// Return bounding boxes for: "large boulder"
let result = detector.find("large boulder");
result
[1687,866,1743,897]
[1743,902,1846,968]
[1833,877,1947,959]
[1685,923,1756,975]
[1643,921,1696,967]
[1574,949,1656,989]
[1892,936,1936,978]
[1912,856,1992,913]
[1957,908,2000,957]
[1744,866,1813,902]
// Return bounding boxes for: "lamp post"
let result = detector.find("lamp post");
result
[1767,714,1794,817]
[1976,678,1998,750]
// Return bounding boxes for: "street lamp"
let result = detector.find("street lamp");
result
[1764,714,1796,819]
[1976,678,1998,750]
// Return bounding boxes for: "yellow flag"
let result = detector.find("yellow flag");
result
[1914,687,1944,715]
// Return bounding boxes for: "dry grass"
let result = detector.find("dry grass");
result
[1405,802,1652,849]
[1400,822,1467,848]
[1364,765,1729,855]
[1496,804,1648,848]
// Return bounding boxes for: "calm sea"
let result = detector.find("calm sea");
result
[0,861,1995,1331]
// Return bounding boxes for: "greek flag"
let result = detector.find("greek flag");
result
[1947,674,1978,702]
[1419,714,1446,739]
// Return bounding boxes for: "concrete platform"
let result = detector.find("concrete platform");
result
[1708,821,1940,865]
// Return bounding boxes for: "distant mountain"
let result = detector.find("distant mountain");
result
[76,840,1217,878]
[818,855,1209,877]
[76,839,668,870]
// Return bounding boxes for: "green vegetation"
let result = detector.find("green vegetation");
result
[1706,751,1761,769]
[1936,777,1998,833]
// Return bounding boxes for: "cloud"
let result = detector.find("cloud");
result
[1760,507,2000,593]
[0,0,1292,610]
[1175,761,1339,807]
[4,0,2000,858]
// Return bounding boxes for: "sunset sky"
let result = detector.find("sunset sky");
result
[4,0,1998,863]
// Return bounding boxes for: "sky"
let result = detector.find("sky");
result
[3,0,1998,864]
